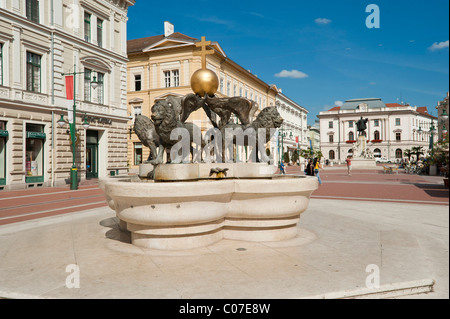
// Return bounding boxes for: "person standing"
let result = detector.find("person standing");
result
[305,159,314,176]
[346,156,352,176]
[313,158,322,185]
[279,161,286,175]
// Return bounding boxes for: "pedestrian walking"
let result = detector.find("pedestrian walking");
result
[313,158,322,185]
[279,161,286,175]
[346,156,352,176]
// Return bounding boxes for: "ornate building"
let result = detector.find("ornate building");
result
[436,92,449,141]
[127,22,286,169]
[318,98,438,163]
[274,90,309,163]
[0,0,135,190]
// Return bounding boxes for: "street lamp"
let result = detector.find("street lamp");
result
[430,121,437,150]
[278,128,293,164]
[441,108,449,121]
[60,64,98,190]
[440,109,448,137]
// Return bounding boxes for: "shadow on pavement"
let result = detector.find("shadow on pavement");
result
[413,183,449,199]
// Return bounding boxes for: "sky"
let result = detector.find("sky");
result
[127,0,449,125]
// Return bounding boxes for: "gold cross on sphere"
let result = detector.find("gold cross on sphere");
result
[194,36,215,70]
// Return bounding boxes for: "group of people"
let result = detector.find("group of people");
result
[279,157,323,186]
[305,158,322,185]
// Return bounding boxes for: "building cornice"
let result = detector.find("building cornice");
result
[0,8,129,63]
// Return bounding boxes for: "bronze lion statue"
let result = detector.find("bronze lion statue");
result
[151,99,203,164]
[220,106,283,162]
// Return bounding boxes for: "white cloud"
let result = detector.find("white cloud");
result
[275,70,308,79]
[315,18,332,25]
[428,40,449,51]
[334,101,343,107]
[369,82,376,85]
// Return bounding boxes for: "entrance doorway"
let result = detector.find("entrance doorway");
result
[86,130,99,179]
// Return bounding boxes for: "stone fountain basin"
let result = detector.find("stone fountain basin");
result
[100,175,318,250]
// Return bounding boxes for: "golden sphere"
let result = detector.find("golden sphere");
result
[190,69,219,97]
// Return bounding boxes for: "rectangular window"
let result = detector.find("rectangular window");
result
[219,78,224,93]
[234,84,237,96]
[0,43,3,86]
[164,70,179,88]
[26,0,39,23]
[84,12,91,42]
[349,121,353,128]
[328,121,333,129]
[329,135,334,143]
[172,70,179,87]
[26,52,41,92]
[25,124,45,183]
[134,143,143,165]
[0,121,6,184]
[84,68,92,101]
[96,72,104,104]
[164,71,171,88]
[396,132,401,141]
[134,74,141,91]
[395,118,401,126]
[227,81,231,96]
[374,119,379,127]
[97,18,103,47]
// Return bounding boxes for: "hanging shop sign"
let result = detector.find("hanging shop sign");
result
[27,132,46,139]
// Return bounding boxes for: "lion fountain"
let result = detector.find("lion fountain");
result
[99,38,318,250]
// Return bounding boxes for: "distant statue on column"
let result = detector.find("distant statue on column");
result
[356,117,368,136]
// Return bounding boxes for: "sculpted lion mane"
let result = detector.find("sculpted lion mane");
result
[151,99,203,164]
[133,115,161,163]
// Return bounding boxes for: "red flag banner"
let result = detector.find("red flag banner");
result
[65,75,74,100]
[295,136,299,143]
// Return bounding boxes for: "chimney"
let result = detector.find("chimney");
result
[164,21,174,37]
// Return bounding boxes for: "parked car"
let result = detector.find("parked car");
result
[375,157,392,163]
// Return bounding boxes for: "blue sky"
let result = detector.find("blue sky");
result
[127,0,449,125]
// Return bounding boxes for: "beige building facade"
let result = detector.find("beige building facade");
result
[0,0,135,190]
[127,23,279,168]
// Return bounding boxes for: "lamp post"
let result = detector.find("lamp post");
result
[59,64,98,190]
[278,128,293,164]
[430,121,437,151]
[441,108,448,137]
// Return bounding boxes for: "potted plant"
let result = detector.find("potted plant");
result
[428,135,449,186]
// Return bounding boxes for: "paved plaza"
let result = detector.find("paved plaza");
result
[0,167,448,299]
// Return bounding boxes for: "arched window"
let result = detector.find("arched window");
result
[374,148,381,158]
[329,150,335,160]
[395,149,403,159]
[349,132,354,141]
[374,130,380,140]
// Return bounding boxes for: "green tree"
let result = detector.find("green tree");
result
[292,150,299,165]
[283,151,290,163]
[411,146,424,162]
[404,149,412,162]
[427,134,449,177]
[299,149,312,160]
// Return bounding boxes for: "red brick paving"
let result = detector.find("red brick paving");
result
[283,164,449,205]
[0,168,448,226]
[0,181,107,226]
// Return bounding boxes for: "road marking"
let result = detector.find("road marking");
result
[0,186,100,201]
[0,201,107,221]
[311,195,449,205]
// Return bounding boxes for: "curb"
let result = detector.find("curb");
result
[302,279,435,299]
